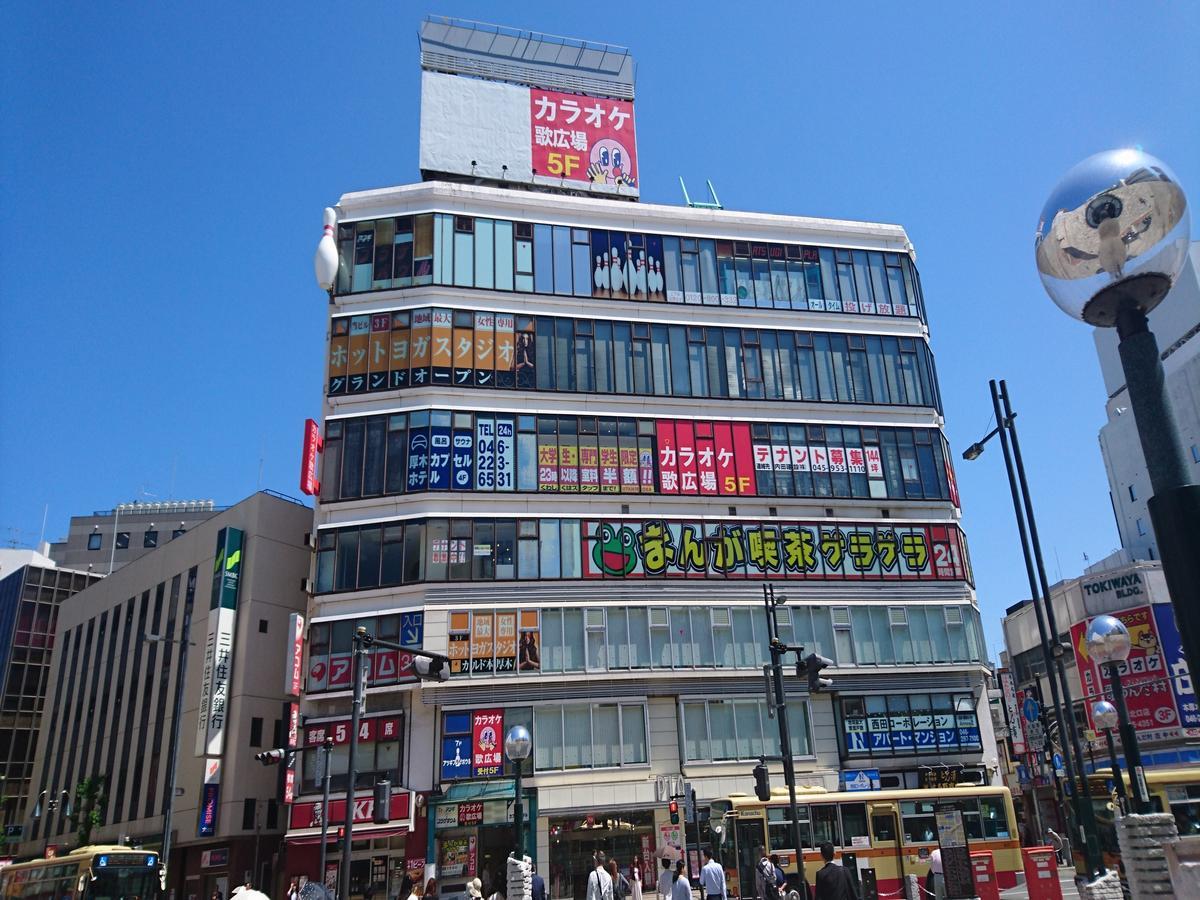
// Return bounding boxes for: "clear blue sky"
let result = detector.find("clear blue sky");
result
[3,3,1197,658]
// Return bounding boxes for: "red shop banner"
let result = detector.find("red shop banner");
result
[290,790,412,830]
[1072,604,1181,740]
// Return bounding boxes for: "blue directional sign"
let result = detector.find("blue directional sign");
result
[401,612,425,647]
[1023,696,1041,723]
[1053,753,1064,771]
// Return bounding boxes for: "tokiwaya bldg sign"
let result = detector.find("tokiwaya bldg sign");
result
[418,16,639,199]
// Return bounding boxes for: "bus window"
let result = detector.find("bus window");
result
[812,805,840,846]
[767,806,811,851]
[841,803,868,846]
[979,797,1011,839]
[901,800,937,843]
[871,813,896,842]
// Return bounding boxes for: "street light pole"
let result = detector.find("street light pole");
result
[998,381,1104,876]
[971,380,1103,878]
[319,739,334,883]
[1091,702,1127,812]
[504,725,532,860]
[340,628,368,900]
[156,598,193,896]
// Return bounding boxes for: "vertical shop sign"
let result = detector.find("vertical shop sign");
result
[496,418,515,491]
[198,758,221,837]
[471,613,495,674]
[695,427,718,495]
[473,312,495,386]
[495,314,516,387]
[448,612,471,674]
[300,419,323,496]
[369,313,391,391]
[390,312,410,389]
[713,422,738,495]
[453,324,473,385]
[475,417,496,490]
[328,318,349,395]
[472,710,504,777]
[580,439,600,492]
[429,421,452,490]
[431,309,453,383]
[1000,669,1026,755]
[285,612,305,696]
[452,427,474,491]
[675,421,698,493]
[494,612,517,673]
[656,421,679,493]
[407,424,430,492]
[1154,603,1200,735]
[537,436,559,491]
[195,527,243,758]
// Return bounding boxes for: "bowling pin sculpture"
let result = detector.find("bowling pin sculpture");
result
[626,247,637,296]
[637,250,648,295]
[314,207,339,290]
[594,255,606,292]
[652,260,663,295]
[610,248,624,294]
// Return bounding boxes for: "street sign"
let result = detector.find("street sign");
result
[1022,697,1040,723]
[1026,720,1046,751]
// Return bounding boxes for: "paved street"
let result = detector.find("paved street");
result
[999,866,1082,900]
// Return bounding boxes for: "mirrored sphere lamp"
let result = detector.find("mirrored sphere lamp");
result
[1092,700,1119,731]
[1035,148,1190,327]
[1086,615,1132,665]
[505,724,532,762]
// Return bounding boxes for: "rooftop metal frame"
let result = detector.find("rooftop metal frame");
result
[419,15,636,100]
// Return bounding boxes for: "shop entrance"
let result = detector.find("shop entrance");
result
[476,826,516,898]
[547,812,655,900]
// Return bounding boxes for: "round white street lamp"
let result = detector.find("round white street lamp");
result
[1090,700,1128,810]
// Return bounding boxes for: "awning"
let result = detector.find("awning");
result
[430,780,515,804]
[286,825,408,846]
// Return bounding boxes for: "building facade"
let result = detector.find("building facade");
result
[48,500,222,574]
[1093,241,1200,560]
[0,551,101,840]
[1001,558,1199,839]
[20,491,311,900]
[294,20,993,900]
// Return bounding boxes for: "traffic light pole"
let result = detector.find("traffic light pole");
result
[764,585,808,899]
[319,738,333,886]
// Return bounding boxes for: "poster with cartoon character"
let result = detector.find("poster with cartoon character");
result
[530,88,637,189]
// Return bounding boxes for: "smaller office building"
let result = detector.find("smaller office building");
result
[20,491,311,900]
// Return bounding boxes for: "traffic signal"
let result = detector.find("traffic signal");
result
[669,800,679,825]
[753,763,770,801]
[255,749,287,766]
[373,780,391,824]
[805,653,833,693]
[413,656,450,682]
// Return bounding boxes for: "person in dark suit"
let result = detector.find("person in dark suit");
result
[531,865,546,900]
[813,843,858,900]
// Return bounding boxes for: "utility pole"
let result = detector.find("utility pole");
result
[763,584,808,899]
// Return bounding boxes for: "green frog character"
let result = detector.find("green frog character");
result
[593,523,639,576]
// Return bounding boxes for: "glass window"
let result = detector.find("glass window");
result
[622,704,648,764]
[534,225,553,294]
[534,706,563,770]
[683,702,709,761]
[592,704,620,767]
[562,608,584,671]
[562,704,593,769]
[709,700,737,760]
[628,607,650,668]
[734,700,763,759]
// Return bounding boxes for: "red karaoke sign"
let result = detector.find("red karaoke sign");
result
[530,89,637,189]
[300,418,323,495]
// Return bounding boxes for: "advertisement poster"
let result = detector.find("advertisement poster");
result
[530,89,637,190]
[1153,603,1200,735]
[471,613,494,675]
[473,312,495,384]
[438,836,476,879]
[1072,605,1181,742]
[1000,669,1026,755]
[472,710,504,777]
[518,610,541,672]
[494,612,517,674]
[448,612,471,674]
[195,527,243,758]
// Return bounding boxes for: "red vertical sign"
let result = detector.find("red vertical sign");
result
[713,422,739,495]
[732,423,756,496]
[300,419,323,496]
[675,421,699,494]
[656,421,679,494]
[695,426,718,495]
[472,709,504,777]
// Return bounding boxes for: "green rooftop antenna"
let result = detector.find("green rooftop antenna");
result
[679,177,722,210]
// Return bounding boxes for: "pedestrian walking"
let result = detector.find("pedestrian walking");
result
[812,843,857,900]
[699,849,725,900]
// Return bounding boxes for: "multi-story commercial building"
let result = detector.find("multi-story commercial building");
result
[0,550,101,836]
[20,491,311,899]
[1001,557,1199,838]
[1094,241,1200,560]
[294,18,993,900]
[48,500,221,573]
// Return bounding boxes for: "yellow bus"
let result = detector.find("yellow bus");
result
[0,846,160,900]
[717,785,1020,897]
[1085,766,1200,870]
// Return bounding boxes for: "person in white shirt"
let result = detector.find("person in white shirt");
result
[928,848,944,900]
[657,857,674,900]
[698,849,725,900]
[670,861,692,900]
[588,852,614,900]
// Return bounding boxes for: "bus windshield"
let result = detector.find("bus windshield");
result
[87,866,159,900]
